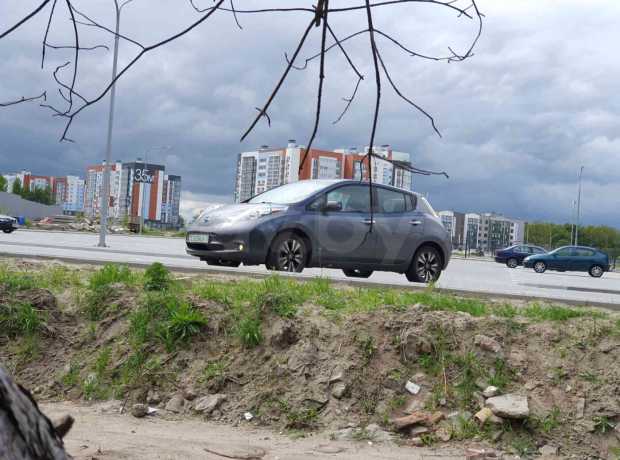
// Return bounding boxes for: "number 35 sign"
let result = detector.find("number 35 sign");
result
[134,168,155,184]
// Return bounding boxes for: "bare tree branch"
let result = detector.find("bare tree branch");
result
[0,0,51,40]
[0,92,47,108]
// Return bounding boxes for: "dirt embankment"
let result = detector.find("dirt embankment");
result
[2,260,620,459]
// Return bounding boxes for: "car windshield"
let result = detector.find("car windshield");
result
[247,180,335,204]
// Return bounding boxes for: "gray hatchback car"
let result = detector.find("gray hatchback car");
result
[186,180,451,283]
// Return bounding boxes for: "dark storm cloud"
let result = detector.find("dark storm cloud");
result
[1,0,619,225]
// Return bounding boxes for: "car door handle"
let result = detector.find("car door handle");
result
[410,220,422,226]
[362,219,375,225]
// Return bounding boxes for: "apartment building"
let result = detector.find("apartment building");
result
[63,176,85,214]
[161,175,182,227]
[477,213,526,252]
[84,161,123,219]
[438,210,465,248]
[234,141,415,202]
[463,213,481,250]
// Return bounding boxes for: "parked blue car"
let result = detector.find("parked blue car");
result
[523,246,610,278]
[495,244,547,268]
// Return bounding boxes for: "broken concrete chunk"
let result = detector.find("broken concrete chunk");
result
[474,334,502,354]
[194,394,227,414]
[485,394,529,419]
[405,381,421,395]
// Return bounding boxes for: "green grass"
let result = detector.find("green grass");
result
[129,292,208,352]
[521,303,605,321]
[144,262,172,291]
[0,303,43,337]
[0,267,38,291]
[88,264,136,290]
[200,361,226,383]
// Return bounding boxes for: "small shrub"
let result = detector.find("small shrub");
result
[0,303,43,337]
[237,314,262,348]
[200,361,225,383]
[161,302,208,350]
[88,264,134,290]
[144,262,171,291]
[593,415,615,434]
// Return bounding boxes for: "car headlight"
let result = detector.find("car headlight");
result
[247,205,288,220]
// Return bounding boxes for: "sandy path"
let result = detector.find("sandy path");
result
[41,402,470,460]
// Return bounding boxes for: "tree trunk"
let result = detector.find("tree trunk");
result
[0,366,71,460]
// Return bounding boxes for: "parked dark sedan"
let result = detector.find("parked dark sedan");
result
[186,180,452,283]
[0,214,17,234]
[495,244,547,268]
[523,245,610,277]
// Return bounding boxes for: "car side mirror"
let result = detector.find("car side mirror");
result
[323,201,342,212]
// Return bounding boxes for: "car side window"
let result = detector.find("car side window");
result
[532,247,545,254]
[325,185,370,213]
[555,248,573,256]
[376,187,407,214]
[575,248,594,257]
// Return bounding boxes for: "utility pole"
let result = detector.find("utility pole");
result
[98,0,135,248]
[575,166,584,246]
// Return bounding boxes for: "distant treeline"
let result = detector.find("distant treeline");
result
[526,222,620,258]
[0,177,55,206]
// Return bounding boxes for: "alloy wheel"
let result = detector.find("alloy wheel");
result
[277,238,305,272]
[534,261,546,273]
[415,249,441,282]
[590,265,603,278]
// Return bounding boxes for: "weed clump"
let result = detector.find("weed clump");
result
[144,262,171,291]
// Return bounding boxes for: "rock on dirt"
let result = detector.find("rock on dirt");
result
[474,335,502,354]
[485,394,529,419]
[539,445,559,456]
[392,411,444,430]
[131,404,148,418]
[482,386,499,398]
[194,394,227,414]
[474,407,494,424]
[165,394,186,413]
[405,381,421,395]
[331,382,347,399]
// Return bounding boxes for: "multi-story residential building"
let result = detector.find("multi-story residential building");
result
[52,177,67,205]
[63,176,85,214]
[84,161,123,219]
[161,175,182,227]
[477,213,527,253]
[463,213,481,250]
[233,141,416,202]
[119,160,166,225]
[438,210,465,249]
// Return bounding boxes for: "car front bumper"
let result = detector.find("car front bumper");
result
[185,228,269,265]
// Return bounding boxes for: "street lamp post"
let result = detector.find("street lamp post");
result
[98,0,135,248]
[575,166,584,246]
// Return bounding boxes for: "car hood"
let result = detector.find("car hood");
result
[0,214,15,220]
[190,203,288,227]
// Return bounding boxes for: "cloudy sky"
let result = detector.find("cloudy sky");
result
[1,0,619,226]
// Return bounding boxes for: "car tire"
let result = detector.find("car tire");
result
[533,261,547,273]
[506,258,518,269]
[206,259,241,268]
[406,245,442,283]
[589,265,604,278]
[2,229,14,234]
[267,233,308,273]
[342,269,373,278]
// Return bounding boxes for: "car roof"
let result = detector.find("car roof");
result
[325,179,416,195]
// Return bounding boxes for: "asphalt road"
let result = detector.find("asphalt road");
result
[1,230,619,307]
